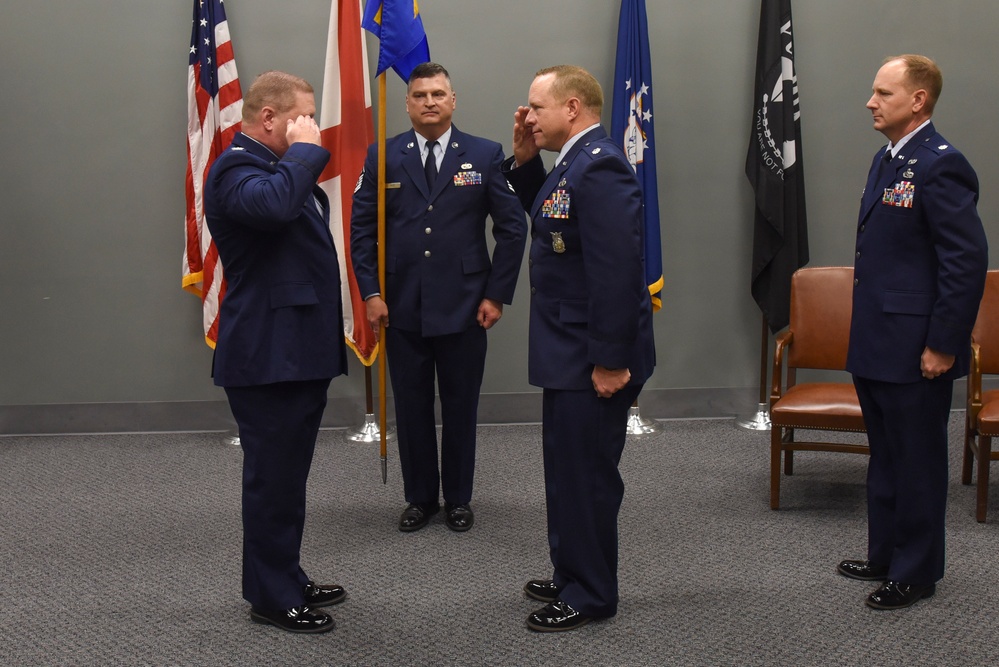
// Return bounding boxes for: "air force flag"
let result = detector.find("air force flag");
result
[611,0,664,311]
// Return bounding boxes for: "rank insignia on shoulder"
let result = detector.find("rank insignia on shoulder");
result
[591,147,601,154]
[231,146,244,151]
[938,145,948,150]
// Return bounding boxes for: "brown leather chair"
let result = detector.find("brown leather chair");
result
[769,266,867,509]
[961,270,999,522]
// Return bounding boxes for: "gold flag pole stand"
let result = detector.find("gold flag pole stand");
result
[736,315,772,430]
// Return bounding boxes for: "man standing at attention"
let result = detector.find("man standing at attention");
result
[351,62,527,533]
[838,55,987,609]
[204,71,348,634]
[503,65,656,632]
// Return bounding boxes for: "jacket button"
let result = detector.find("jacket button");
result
[427,205,434,212]
[424,250,431,258]
[425,227,432,234]
[531,286,536,295]
[854,278,859,286]
[856,251,861,258]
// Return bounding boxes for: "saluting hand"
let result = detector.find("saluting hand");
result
[512,106,540,167]
[286,115,322,147]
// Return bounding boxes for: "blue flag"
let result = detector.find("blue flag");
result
[361,0,430,81]
[611,0,664,312]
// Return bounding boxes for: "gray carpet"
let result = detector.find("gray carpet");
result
[1,416,997,666]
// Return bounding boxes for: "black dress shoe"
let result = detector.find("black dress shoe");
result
[399,503,440,532]
[837,559,889,581]
[865,581,936,610]
[250,606,335,633]
[524,579,559,603]
[304,581,346,608]
[444,503,474,532]
[526,599,593,632]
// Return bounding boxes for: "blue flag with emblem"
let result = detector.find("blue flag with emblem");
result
[611,0,664,312]
[361,0,430,82]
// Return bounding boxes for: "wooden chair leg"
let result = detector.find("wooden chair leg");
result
[783,428,795,476]
[976,434,992,523]
[962,417,975,485]
[770,426,782,510]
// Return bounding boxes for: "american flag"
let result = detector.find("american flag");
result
[182,0,242,348]
[319,0,377,364]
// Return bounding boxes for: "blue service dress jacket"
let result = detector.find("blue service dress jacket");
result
[847,122,988,382]
[204,133,348,387]
[350,125,527,337]
[503,126,655,389]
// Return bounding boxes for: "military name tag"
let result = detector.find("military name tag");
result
[550,231,565,253]
[541,189,570,219]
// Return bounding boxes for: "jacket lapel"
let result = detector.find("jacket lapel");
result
[531,126,606,219]
[431,127,465,201]
[859,122,935,223]
[399,130,430,198]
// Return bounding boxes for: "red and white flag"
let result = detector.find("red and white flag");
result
[319,0,377,365]
[182,0,242,348]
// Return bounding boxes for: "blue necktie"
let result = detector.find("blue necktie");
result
[424,140,438,189]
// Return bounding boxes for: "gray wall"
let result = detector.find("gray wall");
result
[1,1,996,430]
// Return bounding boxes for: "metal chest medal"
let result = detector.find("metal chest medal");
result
[550,232,565,254]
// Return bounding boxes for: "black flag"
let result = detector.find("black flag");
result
[746,0,808,333]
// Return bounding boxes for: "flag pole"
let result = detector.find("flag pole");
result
[736,314,772,430]
[377,71,388,483]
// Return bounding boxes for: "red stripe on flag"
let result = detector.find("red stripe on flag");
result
[183,0,242,348]
[319,0,377,364]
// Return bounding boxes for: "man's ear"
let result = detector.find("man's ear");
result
[911,89,927,114]
[260,106,276,132]
[565,96,580,120]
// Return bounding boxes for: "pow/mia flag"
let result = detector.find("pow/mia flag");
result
[745,0,808,333]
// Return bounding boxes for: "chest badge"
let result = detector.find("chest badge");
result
[550,231,566,254]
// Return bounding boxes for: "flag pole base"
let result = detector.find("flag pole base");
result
[626,405,657,435]
[347,413,396,443]
[735,403,772,431]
